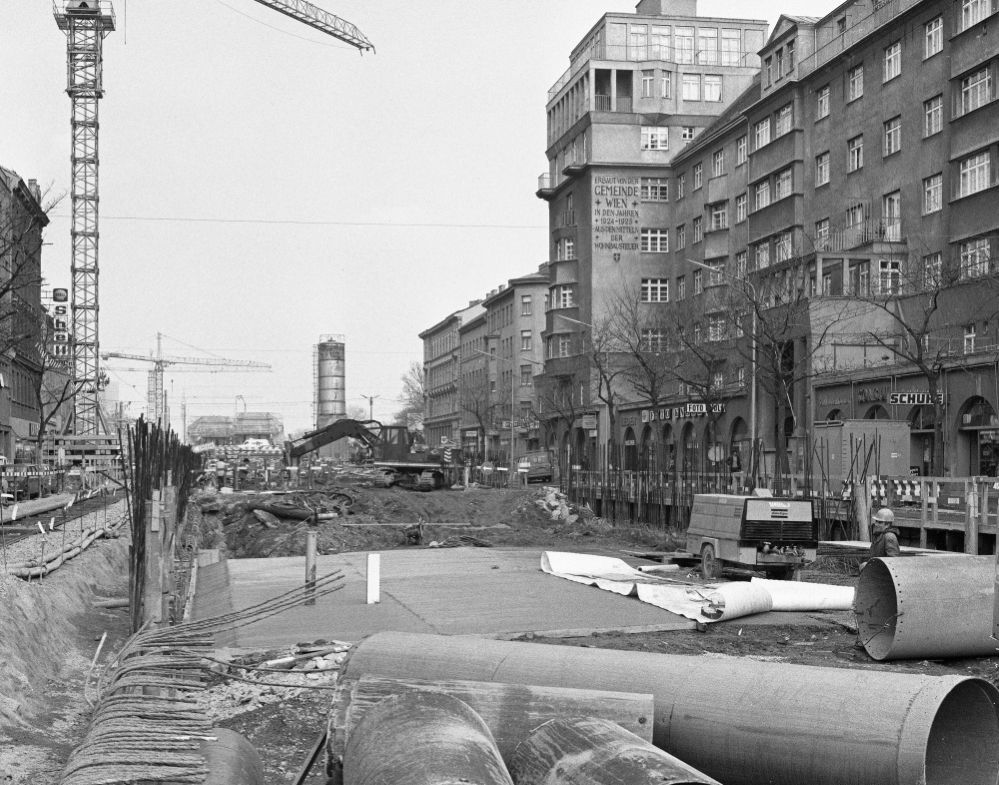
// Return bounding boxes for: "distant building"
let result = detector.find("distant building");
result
[0,166,47,461]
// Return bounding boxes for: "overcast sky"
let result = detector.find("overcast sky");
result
[1,0,792,434]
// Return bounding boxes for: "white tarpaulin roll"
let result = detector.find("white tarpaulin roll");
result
[750,577,855,611]
[701,583,774,620]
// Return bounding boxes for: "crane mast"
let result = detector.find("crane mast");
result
[54,0,116,436]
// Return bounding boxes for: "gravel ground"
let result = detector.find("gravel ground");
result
[0,501,127,570]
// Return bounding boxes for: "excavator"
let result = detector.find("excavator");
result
[286,419,447,491]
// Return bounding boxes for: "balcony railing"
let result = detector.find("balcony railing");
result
[819,219,903,252]
[538,173,552,192]
[592,94,632,113]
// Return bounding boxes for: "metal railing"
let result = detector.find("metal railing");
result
[820,218,902,251]
[538,172,552,192]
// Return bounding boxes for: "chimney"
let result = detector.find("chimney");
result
[27,179,41,204]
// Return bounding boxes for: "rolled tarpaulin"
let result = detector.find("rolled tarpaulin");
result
[510,716,720,785]
[699,582,773,620]
[855,554,999,660]
[342,691,514,785]
[343,631,999,785]
[751,576,855,611]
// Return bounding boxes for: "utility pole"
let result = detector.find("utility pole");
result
[361,394,380,421]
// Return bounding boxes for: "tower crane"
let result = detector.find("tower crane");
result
[102,334,271,425]
[53,0,373,436]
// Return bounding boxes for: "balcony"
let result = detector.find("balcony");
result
[536,172,554,201]
[820,219,902,252]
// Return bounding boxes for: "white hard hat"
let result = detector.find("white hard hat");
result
[873,507,894,524]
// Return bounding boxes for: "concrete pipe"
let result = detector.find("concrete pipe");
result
[343,631,999,785]
[510,716,720,785]
[856,554,999,660]
[201,728,264,785]
[342,691,514,785]
[328,674,653,778]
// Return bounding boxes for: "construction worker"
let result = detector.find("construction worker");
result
[870,507,901,558]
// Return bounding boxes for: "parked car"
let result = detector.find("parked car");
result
[518,450,554,484]
[3,463,57,501]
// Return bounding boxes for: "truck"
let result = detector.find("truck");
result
[684,492,818,580]
[517,450,554,483]
[286,419,447,491]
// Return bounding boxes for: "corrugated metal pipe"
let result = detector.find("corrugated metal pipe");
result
[510,716,720,785]
[342,691,514,785]
[343,631,999,785]
[856,554,999,660]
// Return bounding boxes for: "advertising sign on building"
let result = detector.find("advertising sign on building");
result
[581,412,598,430]
[889,392,945,406]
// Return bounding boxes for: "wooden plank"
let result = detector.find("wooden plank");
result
[328,675,655,780]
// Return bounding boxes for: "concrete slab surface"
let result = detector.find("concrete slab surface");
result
[191,547,700,649]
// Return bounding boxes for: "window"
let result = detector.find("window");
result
[661,71,672,98]
[706,260,725,286]
[924,95,943,136]
[559,285,573,308]
[521,330,532,350]
[764,56,773,87]
[755,180,771,210]
[721,29,741,66]
[959,151,991,196]
[849,260,871,295]
[521,295,532,316]
[693,323,702,343]
[879,260,901,294]
[651,25,670,58]
[776,49,785,79]
[676,26,694,62]
[677,174,685,199]
[693,269,703,294]
[775,231,793,261]
[712,150,724,177]
[641,228,669,252]
[736,251,748,278]
[736,193,747,222]
[737,366,746,387]
[641,177,668,201]
[710,203,727,230]
[565,238,575,259]
[775,104,793,136]
[756,242,770,269]
[698,28,718,64]
[693,163,703,189]
[816,85,830,119]
[848,135,864,172]
[775,168,792,200]
[848,65,864,101]
[704,75,722,102]
[641,277,669,302]
[962,0,988,31]
[681,127,696,146]
[846,202,865,227]
[883,191,901,240]
[883,116,901,156]
[923,173,942,213]
[816,151,830,186]
[815,218,830,250]
[642,328,666,353]
[676,224,686,248]
[642,70,655,98]
[961,237,991,278]
[736,135,747,164]
[641,126,669,150]
[682,74,701,101]
[754,118,771,149]
[924,252,942,286]
[677,275,686,299]
[708,315,726,342]
[965,324,977,354]
[787,39,796,71]
[925,17,943,58]
[693,216,703,242]
[961,69,992,115]
[558,336,570,357]
[883,42,901,82]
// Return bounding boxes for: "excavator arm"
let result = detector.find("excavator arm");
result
[288,418,382,459]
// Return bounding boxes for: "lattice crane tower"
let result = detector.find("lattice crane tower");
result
[54,0,116,436]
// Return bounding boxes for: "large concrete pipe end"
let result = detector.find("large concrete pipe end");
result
[342,691,514,785]
[856,555,999,660]
[510,716,720,785]
[201,728,264,785]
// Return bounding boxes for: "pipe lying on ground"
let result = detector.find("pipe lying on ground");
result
[856,554,999,660]
[510,717,720,785]
[342,691,513,785]
[343,631,999,785]
[202,728,264,785]
[327,674,653,779]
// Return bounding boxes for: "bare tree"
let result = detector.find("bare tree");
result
[586,317,628,468]
[458,368,503,461]
[534,371,583,476]
[392,360,425,427]
[604,282,674,411]
[34,315,82,461]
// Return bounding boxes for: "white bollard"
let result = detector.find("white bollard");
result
[367,553,381,604]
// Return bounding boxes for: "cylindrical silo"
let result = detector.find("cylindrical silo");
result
[316,334,346,429]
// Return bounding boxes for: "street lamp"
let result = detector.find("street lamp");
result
[360,394,379,421]
[687,259,757,459]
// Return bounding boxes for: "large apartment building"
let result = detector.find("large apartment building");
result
[537,0,999,478]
